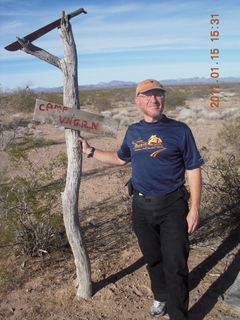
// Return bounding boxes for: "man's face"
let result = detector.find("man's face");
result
[135,89,165,121]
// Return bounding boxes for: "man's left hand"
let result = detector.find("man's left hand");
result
[186,208,200,234]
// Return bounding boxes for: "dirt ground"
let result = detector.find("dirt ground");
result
[0,93,240,320]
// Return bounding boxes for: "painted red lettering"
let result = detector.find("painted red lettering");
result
[59,116,69,124]
[92,122,99,130]
[39,104,45,111]
[74,119,81,126]
[46,103,53,111]
[82,120,88,128]
[59,116,65,124]
[54,104,62,111]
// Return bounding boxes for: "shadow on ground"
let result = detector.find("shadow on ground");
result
[79,181,239,319]
[189,227,240,320]
[82,194,134,260]
[92,256,145,295]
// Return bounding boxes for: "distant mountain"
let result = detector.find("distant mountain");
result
[33,80,136,92]
[161,77,240,85]
[33,77,240,92]
[78,80,137,90]
[34,86,63,92]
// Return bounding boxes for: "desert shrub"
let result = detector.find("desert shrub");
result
[38,91,63,105]
[200,154,240,240]
[200,119,240,236]
[5,87,37,113]
[164,87,186,110]
[217,119,240,151]
[0,148,67,256]
[91,94,112,112]
[183,83,211,99]
[0,90,8,110]
[6,135,54,155]
[217,82,240,93]
[79,87,135,112]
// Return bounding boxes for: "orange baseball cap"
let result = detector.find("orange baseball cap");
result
[136,79,165,96]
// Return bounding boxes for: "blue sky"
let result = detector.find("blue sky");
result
[0,0,239,89]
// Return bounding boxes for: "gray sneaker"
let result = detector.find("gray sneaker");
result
[149,300,167,317]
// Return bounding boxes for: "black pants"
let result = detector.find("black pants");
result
[132,192,189,320]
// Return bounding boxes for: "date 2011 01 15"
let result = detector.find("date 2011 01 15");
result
[210,14,220,108]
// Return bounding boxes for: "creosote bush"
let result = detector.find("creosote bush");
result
[200,119,240,236]
[218,119,240,151]
[79,87,135,112]
[6,135,54,155]
[7,87,37,113]
[203,154,240,210]
[164,87,186,110]
[0,146,68,256]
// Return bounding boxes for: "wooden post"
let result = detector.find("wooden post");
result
[15,10,92,299]
[59,11,92,299]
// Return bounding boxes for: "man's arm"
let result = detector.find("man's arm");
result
[186,167,202,234]
[77,136,127,166]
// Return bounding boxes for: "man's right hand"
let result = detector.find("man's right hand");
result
[76,136,127,166]
[76,136,92,155]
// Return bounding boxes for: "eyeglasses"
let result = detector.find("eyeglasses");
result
[138,93,165,99]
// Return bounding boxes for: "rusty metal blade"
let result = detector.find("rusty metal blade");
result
[5,8,87,51]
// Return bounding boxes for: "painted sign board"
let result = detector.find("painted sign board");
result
[33,99,119,137]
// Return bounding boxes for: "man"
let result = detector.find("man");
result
[77,79,204,320]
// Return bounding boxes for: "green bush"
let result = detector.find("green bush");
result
[218,119,240,151]
[164,87,186,110]
[38,91,63,105]
[201,119,240,235]
[6,136,54,156]
[182,83,210,99]
[79,87,135,112]
[8,87,37,112]
[0,149,68,256]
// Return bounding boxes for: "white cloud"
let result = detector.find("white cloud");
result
[0,21,24,34]
[83,1,200,17]
[86,3,139,15]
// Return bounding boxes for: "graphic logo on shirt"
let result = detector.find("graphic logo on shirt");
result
[148,135,162,144]
[132,135,167,157]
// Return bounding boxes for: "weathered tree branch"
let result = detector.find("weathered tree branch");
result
[59,12,79,104]
[13,8,91,300]
[59,11,92,299]
[17,37,61,69]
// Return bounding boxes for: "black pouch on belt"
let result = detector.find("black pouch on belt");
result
[133,185,189,210]
[181,184,190,201]
[125,179,133,196]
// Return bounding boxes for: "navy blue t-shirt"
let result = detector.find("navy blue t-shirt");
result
[117,115,204,195]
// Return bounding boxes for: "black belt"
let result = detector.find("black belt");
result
[133,186,181,199]
[133,185,189,210]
